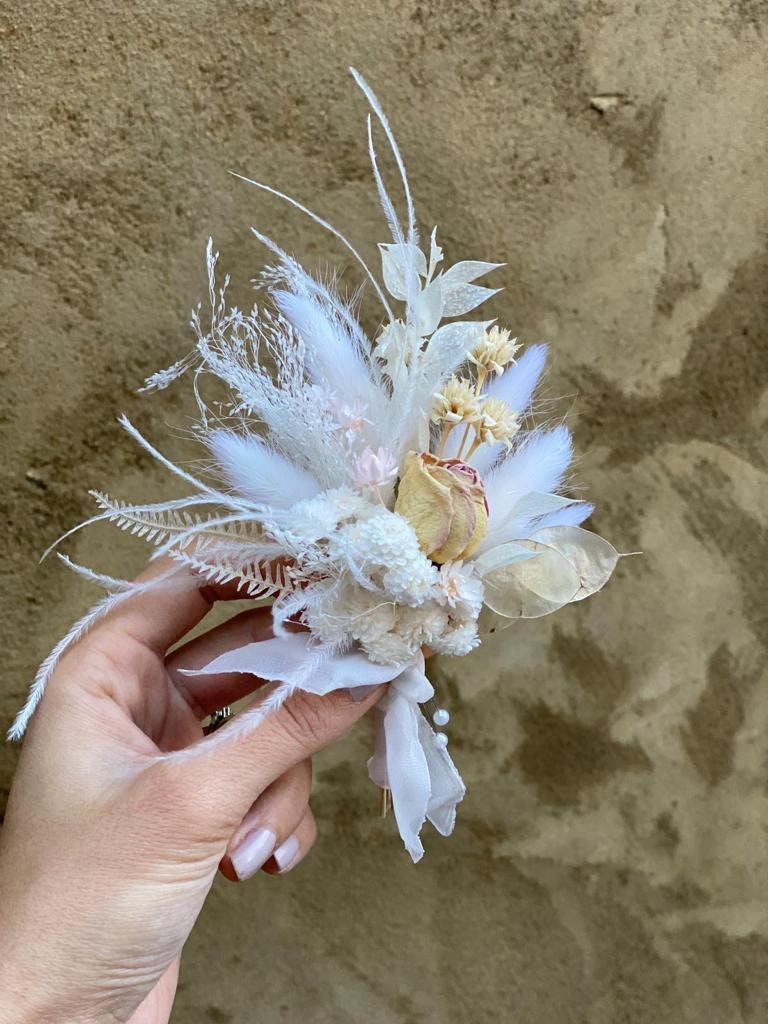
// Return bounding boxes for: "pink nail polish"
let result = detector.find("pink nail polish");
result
[231,827,277,880]
[273,834,301,873]
[348,685,373,703]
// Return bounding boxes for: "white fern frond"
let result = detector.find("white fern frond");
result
[90,492,267,551]
[169,549,295,599]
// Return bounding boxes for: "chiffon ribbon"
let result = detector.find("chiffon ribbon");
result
[188,633,465,862]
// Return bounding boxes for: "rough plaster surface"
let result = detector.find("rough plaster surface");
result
[2,1,768,1021]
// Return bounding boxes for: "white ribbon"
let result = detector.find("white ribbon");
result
[188,633,465,862]
[366,657,465,861]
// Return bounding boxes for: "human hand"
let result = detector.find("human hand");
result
[0,562,383,1024]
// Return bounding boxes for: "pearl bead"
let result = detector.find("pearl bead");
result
[432,708,450,727]
[434,732,449,748]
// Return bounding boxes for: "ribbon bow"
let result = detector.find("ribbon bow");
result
[189,633,465,862]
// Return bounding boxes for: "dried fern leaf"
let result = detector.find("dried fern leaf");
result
[169,548,295,599]
[90,492,265,550]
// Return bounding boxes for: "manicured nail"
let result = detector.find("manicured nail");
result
[273,834,301,873]
[348,685,372,703]
[231,827,277,881]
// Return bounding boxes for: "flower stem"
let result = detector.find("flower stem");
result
[436,422,454,457]
[465,433,483,461]
[455,421,473,461]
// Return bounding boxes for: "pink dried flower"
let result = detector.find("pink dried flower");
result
[353,446,399,490]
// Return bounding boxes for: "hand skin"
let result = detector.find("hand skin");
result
[0,562,384,1024]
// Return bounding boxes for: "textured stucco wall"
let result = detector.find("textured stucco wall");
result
[2,2,768,1021]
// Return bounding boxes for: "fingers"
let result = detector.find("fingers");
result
[269,810,316,876]
[165,607,274,719]
[160,683,384,825]
[253,684,385,786]
[88,557,249,658]
[220,760,314,881]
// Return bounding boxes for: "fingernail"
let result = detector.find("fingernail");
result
[348,685,373,703]
[231,827,277,881]
[273,834,301,873]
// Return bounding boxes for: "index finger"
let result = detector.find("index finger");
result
[89,557,249,655]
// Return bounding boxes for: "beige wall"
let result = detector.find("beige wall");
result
[2,1,768,1020]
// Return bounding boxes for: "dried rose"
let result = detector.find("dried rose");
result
[394,452,489,564]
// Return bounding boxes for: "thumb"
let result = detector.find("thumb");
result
[153,683,386,831]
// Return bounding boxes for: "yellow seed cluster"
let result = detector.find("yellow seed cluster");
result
[469,326,519,377]
[431,326,522,460]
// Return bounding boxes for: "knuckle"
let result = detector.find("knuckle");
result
[279,692,334,748]
[142,759,209,824]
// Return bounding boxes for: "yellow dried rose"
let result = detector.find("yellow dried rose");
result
[394,451,489,564]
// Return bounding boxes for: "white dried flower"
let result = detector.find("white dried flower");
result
[330,397,373,443]
[353,446,399,490]
[349,597,397,644]
[396,603,450,647]
[469,326,519,376]
[301,579,353,647]
[475,397,520,446]
[431,620,481,657]
[363,630,419,665]
[431,376,480,425]
[436,562,485,619]
[279,489,372,547]
[331,511,438,607]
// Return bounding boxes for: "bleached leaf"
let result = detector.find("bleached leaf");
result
[473,542,540,573]
[440,260,504,285]
[420,319,492,383]
[170,548,294,600]
[509,492,580,521]
[440,283,500,318]
[380,242,427,300]
[477,604,517,639]
[412,278,444,336]
[427,227,443,279]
